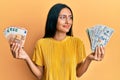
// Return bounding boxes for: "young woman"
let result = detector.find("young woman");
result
[10,3,105,80]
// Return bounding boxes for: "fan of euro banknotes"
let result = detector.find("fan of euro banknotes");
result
[87,25,114,51]
[3,26,28,47]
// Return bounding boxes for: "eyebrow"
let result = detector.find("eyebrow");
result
[59,14,72,16]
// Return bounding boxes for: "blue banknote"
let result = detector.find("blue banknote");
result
[87,25,114,51]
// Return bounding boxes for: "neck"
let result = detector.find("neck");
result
[53,32,67,41]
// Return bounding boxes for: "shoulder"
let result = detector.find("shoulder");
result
[36,38,51,45]
[69,36,83,44]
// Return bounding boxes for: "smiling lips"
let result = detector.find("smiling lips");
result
[63,25,71,29]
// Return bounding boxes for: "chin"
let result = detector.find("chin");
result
[59,28,70,33]
[63,30,70,33]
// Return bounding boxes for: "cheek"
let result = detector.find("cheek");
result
[56,24,62,31]
[56,20,64,27]
[56,22,62,30]
[58,20,65,24]
[69,20,73,24]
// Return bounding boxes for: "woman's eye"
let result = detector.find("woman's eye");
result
[60,16,66,19]
[68,16,73,20]
[59,15,73,20]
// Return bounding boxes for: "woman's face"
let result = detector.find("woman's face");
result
[56,8,73,34]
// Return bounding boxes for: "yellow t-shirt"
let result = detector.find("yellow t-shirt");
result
[32,36,86,80]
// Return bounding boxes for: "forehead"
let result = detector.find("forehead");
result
[59,8,72,15]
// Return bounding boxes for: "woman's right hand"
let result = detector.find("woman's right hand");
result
[10,42,28,60]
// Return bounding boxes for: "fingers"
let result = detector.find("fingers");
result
[97,46,101,61]
[100,46,105,59]
[94,46,101,61]
[94,46,105,61]
[10,42,21,58]
[94,46,98,60]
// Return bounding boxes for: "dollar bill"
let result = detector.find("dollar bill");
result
[87,25,114,51]
[87,27,95,50]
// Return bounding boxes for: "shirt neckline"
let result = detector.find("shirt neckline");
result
[50,36,70,43]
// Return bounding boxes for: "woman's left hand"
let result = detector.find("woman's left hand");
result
[87,46,105,61]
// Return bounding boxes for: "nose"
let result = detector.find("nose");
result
[65,17,71,24]
[65,18,69,24]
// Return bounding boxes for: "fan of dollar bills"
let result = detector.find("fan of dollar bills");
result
[87,25,114,51]
[3,26,28,47]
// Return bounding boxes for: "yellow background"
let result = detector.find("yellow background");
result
[0,0,120,80]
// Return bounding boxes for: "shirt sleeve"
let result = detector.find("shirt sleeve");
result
[76,39,86,64]
[32,40,44,66]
